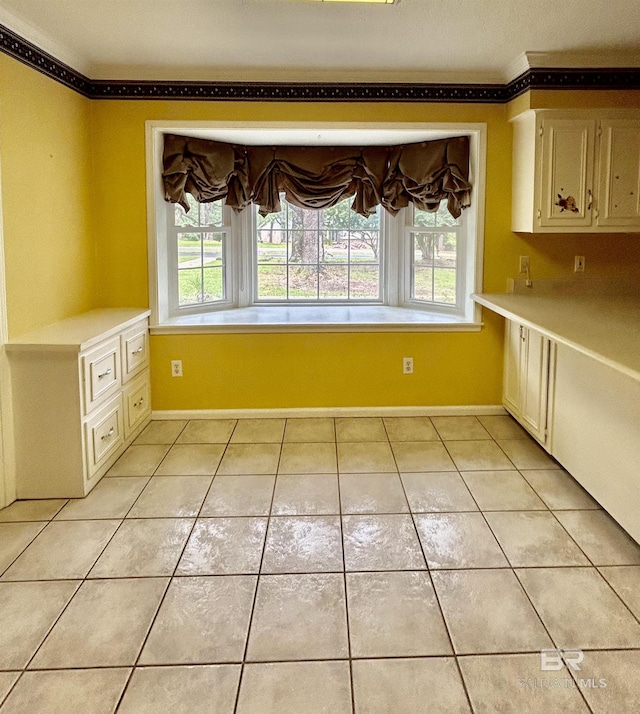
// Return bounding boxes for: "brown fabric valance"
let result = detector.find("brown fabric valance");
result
[162,133,472,219]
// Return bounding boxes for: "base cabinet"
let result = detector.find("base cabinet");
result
[503,320,552,445]
[550,344,640,544]
[502,317,640,544]
[8,309,151,498]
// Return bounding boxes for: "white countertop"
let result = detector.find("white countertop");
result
[473,291,640,383]
[7,308,151,352]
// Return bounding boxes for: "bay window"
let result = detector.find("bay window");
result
[148,123,486,330]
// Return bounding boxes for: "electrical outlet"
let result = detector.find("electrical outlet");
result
[519,256,530,274]
[171,360,183,377]
[402,357,414,375]
[574,255,585,273]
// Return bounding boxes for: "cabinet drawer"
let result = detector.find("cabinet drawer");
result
[121,322,149,382]
[85,395,124,476]
[124,372,151,436]
[83,337,121,413]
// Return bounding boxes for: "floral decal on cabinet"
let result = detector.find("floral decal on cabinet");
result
[555,191,579,213]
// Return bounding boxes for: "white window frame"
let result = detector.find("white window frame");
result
[165,200,235,315]
[246,199,385,306]
[400,204,471,318]
[146,121,486,328]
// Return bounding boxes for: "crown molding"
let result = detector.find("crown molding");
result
[1,23,638,103]
[0,7,90,77]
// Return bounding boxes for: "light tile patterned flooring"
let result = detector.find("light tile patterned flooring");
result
[1,415,640,712]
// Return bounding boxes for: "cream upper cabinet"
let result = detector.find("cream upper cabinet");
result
[512,110,640,233]
[598,119,640,227]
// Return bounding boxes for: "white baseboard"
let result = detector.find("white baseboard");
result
[152,405,507,420]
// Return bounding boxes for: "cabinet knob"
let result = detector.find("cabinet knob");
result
[98,368,112,379]
[134,397,145,408]
[132,346,143,355]
[587,190,593,209]
[101,427,115,440]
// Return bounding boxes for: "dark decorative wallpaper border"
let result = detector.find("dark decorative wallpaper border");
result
[2,23,639,103]
[0,24,91,96]
[89,79,511,102]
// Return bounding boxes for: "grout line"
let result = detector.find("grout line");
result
[0,671,23,709]
[13,478,166,675]
[7,645,640,674]
[3,562,627,585]
[392,461,476,711]
[384,424,476,710]
[113,418,237,712]
[0,521,50,579]
[336,458,356,714]
[231,433,281,714]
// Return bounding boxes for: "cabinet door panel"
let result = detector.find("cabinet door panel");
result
[503,320,521,415]
[521,327,549,443]
[540,119,596,228]
[598,120,640,227]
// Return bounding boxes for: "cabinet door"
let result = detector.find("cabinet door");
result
[520,327,550,444]
[597,120,640,227]
[503,320,522,416]
[539,118,596,228]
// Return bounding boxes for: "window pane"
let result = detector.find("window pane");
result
[257,266,288,300]
[433,267,457,304]
[178,268,204,306]
[289,266,319,299]
[319,266,348,299]
[174,195,199,227]
[413,267,434,301]
[255,197,381,302]
[322,230,347,263]
[413,209,437,228]
[178,233,203,268]
[413,202,460,229]
[410,228,457,305]
[174,196,225,228]
[350,265,380,299]
[203,234,223,267]
[202,267,224,301]
[199,201,223,226]
[177,228,226,307]
[350,232,379,263]
[290,231,320,263]
[412,232,434,264]
[256,217,287,264]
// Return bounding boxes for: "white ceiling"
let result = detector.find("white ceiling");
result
[1,0,639,83]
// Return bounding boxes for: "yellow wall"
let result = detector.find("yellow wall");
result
[149,316,505,409]
[91,101,512,408]
[2,50,640,409]
[0,56,95,337]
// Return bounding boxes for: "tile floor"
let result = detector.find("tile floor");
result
[1,414,640,713]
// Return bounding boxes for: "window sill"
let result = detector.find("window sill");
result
[151,305,483,334]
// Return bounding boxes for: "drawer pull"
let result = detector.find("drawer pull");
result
[98,368,113,379]
[101,427,115,440]
[132,346,144,355]
[134,397,145,408]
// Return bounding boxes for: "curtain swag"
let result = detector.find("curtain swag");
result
[162,133,472,219]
